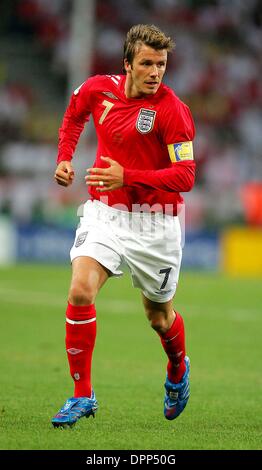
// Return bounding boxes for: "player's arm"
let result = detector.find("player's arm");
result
[85,151,195,192]
[85,150,195,193]
[55,80,92,187]
[123,149,195,192]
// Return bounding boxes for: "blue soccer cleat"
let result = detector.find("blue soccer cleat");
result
[52,391,98,428]
[164,356,190,420]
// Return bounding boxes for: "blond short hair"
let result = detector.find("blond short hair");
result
[123,24,175,70]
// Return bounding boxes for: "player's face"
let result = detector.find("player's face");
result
[124,44,167,98]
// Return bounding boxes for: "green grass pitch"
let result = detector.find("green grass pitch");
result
[0,264,261,450]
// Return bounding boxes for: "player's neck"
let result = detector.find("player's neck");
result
[124,74,145,99]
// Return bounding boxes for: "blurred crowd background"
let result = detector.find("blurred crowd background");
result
[0,0,262,269]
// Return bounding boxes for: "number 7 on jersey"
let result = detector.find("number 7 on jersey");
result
[99,100,114,124]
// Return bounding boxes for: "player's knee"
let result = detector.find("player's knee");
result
[68,283,96,306]
[149,316,170,335]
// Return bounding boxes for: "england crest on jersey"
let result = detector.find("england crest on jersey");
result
[136,108,156,134]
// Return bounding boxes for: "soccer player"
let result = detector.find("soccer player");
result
[52,24,195,427]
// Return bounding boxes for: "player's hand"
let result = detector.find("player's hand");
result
[85,156,124,192]
[54,161,75,187]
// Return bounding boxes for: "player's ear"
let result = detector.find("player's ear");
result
[124,58,131,74]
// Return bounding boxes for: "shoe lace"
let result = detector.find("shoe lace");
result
[60,399,88,417]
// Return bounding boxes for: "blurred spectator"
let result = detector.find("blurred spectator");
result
[241,182,262,225]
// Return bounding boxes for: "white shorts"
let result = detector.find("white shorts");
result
[70,200,182,303]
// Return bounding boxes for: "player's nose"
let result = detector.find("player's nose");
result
[149,64,158,77]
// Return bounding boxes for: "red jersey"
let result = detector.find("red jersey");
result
[57,74,196,213]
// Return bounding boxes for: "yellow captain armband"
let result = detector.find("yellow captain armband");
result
[167,141,194,163]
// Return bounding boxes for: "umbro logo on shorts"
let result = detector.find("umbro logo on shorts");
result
[75,231,88,247]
